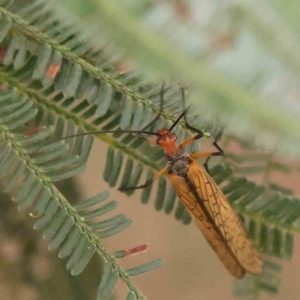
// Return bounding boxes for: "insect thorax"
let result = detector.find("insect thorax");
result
[166,150,191,177]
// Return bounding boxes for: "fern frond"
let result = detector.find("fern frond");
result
[224,135,297,197]
[0,2,182,128]
[0,87,163,300]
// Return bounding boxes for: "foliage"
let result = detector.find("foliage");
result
[0,0,300,299]
[51,0,300,157]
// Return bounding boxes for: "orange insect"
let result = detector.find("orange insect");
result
[37,85,263,278]
[117,87,263,278]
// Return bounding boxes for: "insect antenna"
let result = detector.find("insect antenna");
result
[166,87,193,132]
[176,88,200,133]
[168,109,188,132]
[29,82,169,154]
[30,129,158,155]
[139,82,165,131]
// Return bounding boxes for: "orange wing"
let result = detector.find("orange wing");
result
[188,160,262,274]
[168,160,262,278]
[168,172,245,278]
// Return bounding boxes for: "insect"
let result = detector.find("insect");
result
[36,85,263,278]
[117,87,263,278]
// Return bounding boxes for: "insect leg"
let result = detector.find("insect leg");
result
[118,166,168,191]
[179,132,204,149]
[179,88,205,149]
[191,141,224,174]
[180,88,225,173]
[204,125,225,173]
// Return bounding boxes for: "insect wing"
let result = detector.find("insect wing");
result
[168,172,245,278]
[188,161,263,275]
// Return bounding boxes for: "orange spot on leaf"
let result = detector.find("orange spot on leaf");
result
[125,243,148,257]
[46,63,60,79]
